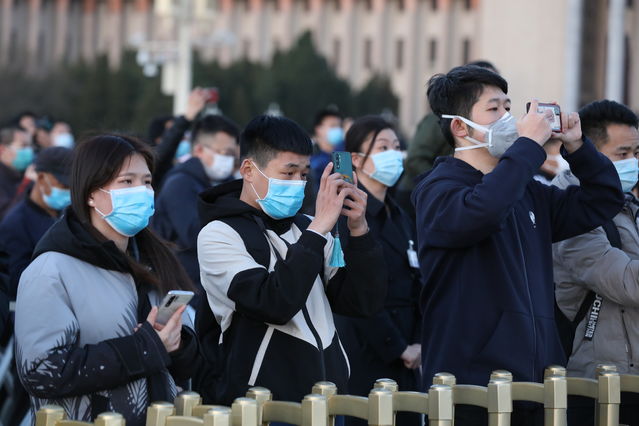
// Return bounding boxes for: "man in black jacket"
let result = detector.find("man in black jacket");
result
[153,115,240,291]
[196,115,387,404]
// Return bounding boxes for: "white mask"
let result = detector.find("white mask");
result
[205,153,235,181]
[443,112,519,158]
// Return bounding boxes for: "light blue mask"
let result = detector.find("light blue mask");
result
[53,133,75,149]
[251,163,306,219]
[43,182,71,211]
[327,127,344,146]
[12,147,34,171]
[175,140,191,159]
[613,157,639,193]
[95,186,155,236]
[362,150,404,187]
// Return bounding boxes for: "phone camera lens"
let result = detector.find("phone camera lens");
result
[165,296,176,307]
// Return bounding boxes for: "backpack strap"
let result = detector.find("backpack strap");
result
[572,219,620,333]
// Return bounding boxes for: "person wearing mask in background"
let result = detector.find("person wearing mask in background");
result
[50,120,75,149]
[0,127,32,219]
[397,61,499,213]
[336,116,422,426]
[0,147,73,300]
[552,100,639,426]
[15,134,197,425]
[154,88,210,187]
[153,114,240,294]
[14,112,36,143]
[147,115,175,146]
[33,117,53,152]
[413,65,624,426]
[195,115,387,404]
[309,107,344,194]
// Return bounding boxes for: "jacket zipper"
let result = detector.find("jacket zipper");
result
[621,309,634,368]
[512,211,538,380]
[267,228,328,382]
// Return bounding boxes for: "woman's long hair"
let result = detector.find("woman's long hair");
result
[71,134,194,295]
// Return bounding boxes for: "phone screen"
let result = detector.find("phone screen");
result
[526,102,562,132]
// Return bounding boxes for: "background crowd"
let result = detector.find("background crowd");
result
[0,59,638,426]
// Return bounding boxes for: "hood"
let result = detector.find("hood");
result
[197,179,297,234]
[33,208,132,274]
[550,169,580,190]
[411,156,483,205]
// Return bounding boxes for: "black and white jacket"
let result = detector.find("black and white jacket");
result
[196,180,387,404]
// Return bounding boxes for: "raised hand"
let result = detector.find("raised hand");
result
[517,99,553,146]
[146,305,185,353]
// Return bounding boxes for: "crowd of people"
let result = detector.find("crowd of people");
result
[0,61,638,426]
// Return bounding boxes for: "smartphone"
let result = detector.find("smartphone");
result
[526,102,562,132]
[203,87,219,104]
[331,151,354,184]
[156,290,194,325]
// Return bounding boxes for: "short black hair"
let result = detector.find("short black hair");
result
[0,126,25,146]
[313,106,343,129]
[345,115,394,168]
[147,115,173,143]
[427,65,508,147]
[240,115,312,167]
[578,100,639,148]
[192,114,240,145]
[466,60,499,74]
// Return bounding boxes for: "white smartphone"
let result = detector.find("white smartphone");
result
[156,290,194,325]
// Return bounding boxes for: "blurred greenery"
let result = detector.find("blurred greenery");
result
[0,32,398,139]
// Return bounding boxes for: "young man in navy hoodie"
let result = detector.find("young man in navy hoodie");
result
[411,65,624,425]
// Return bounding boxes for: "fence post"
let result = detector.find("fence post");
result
[543,375,567,426]
[35,405,65,426]
[302,394,328,426]
[231,397,259,426]
[203,407,233,426]
[488,378,512,426]
[597,371,620,426]
[428,384,453,426]
[175,391,202,416]
[146,402,175,426]
[247,387,273,426]
[368,388,394,426]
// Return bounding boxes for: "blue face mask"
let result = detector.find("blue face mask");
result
[175,140,191,159]
[613,157,639,193]
[250,162,306,219]
[12,147,34,171]
[53,133,75,149]
[361,150,404,187]
[327,127,344,147]
[42,178,71,210]
[95,186,155,237]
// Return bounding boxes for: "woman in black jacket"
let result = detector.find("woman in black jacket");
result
[15,135,197,425]
[336,116,423,426]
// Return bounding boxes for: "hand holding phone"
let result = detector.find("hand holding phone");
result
[156,290,194,325]
[526,102,562,133]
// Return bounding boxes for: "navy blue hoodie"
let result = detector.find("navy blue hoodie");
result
[411,137,624,388]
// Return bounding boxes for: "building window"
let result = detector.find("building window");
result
[396,0,405,11]
[364,0,373,11]
[302,0,311,11]
[429,38,437,67]
[462,38,471,64]
[332,0,341,11]
[464,0,472,10]
[333,38,341,68]
[364,38,372,70]
[396,38,404,70]
[431,0,438,10]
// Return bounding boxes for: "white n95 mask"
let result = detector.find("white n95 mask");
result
[442,112,519,158]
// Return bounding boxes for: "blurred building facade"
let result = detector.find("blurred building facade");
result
[0,0,637,134]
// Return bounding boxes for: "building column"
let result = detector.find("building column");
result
[342,0,358,85]
[405,0,423,133]
[279,0,294,50]
[82,0,96,63]
[373,0,389,73]
[562,0,583,113]
[311,0,327,54]
[441,0,456,70]
[26,0,41,74]
[605,0,625,101]
[53,0,69,65]
[107,0,123,69]
[0,0,13,67]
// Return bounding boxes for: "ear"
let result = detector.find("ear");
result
[351,152,362,170]
[192,143,204,157]
[239,159,254,182]
[450,118,470,139]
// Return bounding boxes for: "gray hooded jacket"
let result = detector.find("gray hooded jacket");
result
[553,170,639,378]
